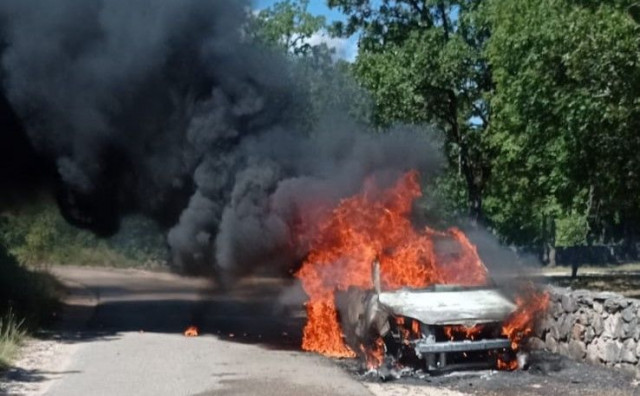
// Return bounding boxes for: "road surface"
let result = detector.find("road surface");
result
[0,267,458,396]
[1,266,639,396]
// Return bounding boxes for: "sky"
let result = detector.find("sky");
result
[252,0,359,61]
[253,0,348,23]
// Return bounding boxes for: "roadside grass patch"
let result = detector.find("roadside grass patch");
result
[0,309,26,370]
[0,245,61,370]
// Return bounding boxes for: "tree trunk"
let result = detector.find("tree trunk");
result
[548,243,556,267]
[623,222,638,261]
[446,90,484,225]
[467,183,483,226]
[542,215,557,267]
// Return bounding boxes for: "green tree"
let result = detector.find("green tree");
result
[329,0,493,223]
[0,201,168,267]
[485,0,640,258]
[250,0,327,57]
[250,0,371,127]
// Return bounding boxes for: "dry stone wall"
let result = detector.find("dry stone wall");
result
[530,287,640,375]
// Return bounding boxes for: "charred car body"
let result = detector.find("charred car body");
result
[339,262,520,374]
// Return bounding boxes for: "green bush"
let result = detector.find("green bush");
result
[0,200,169,268]
[555,213,590,247]
[0,309,26,370]
[0,243,60,368]
[0,245,60,328]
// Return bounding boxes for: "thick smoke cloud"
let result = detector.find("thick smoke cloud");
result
[0,0,443,279]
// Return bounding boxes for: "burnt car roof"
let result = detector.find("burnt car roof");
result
[377,286,516,326]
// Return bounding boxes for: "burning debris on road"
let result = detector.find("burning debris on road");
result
[294,170,549,376]
[184,326,199,337]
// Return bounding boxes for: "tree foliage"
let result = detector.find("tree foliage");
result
[0,201,168,268]
[251,0,327,57]
[485,0,640,250]
[329,0,492,222]
[250,0,371,127]
[324,0,640,258]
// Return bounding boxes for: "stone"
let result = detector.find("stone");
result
[553,302,564,319]
[577,294,594,307]
[621,339,638,363]
[577,310,591,326]
[571,323,585,339]
[545,332,558,353]
[622,306,636,323]
[527,336,546,350]
[587,339,601,363]
[534,316,551,336]
[559,315,575,341]
[605,298,628,313]
[593,314,604,336]
[594,301,604,314]
[622,318,638,339]
[618,363,637,376]
[562,294,578,313]
[568,340,587,360]
[595,291,623,301]
[557,343,570,356]
[548,320,561,341]
[597,339,622,363]
[584,326,596,343]
[550,290,563,303]
[603,314,624,340]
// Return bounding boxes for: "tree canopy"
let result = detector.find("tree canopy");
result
[329,0,493,223]
[485,0,640,253]
[324,0,640,260]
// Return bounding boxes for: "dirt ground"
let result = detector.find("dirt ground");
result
[539,263,640,298]
[339,351,640,396]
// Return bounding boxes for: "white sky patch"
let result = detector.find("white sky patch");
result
[305,30,358,62]
[251,6,359,62]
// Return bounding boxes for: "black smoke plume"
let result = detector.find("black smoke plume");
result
[0,0,442,278]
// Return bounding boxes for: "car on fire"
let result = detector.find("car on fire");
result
[338,261,522,374]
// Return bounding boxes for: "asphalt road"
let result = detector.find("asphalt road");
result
[1,266,639,396]
[2,267,378,396]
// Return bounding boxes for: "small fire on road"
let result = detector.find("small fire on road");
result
[184,326,199,337]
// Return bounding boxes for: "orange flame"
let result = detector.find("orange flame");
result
[497,357,519,371]
[396,316,422,344]
[184,326,199,337]
[502,285,550,350]
[410,319,420,336]
[360,337,385,369]
[443,325,484,341]
[295,171,488,362]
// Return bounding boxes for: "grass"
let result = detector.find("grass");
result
[0,245,61,371]
[539,262,640,299]
[1,203,169,270]
[0,309,26,370]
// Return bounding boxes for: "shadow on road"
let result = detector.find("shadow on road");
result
[54,270,305,348]
[0,268,308,391]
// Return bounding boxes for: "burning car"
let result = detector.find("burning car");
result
[338,261,522,374]
[293,170,549,373]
